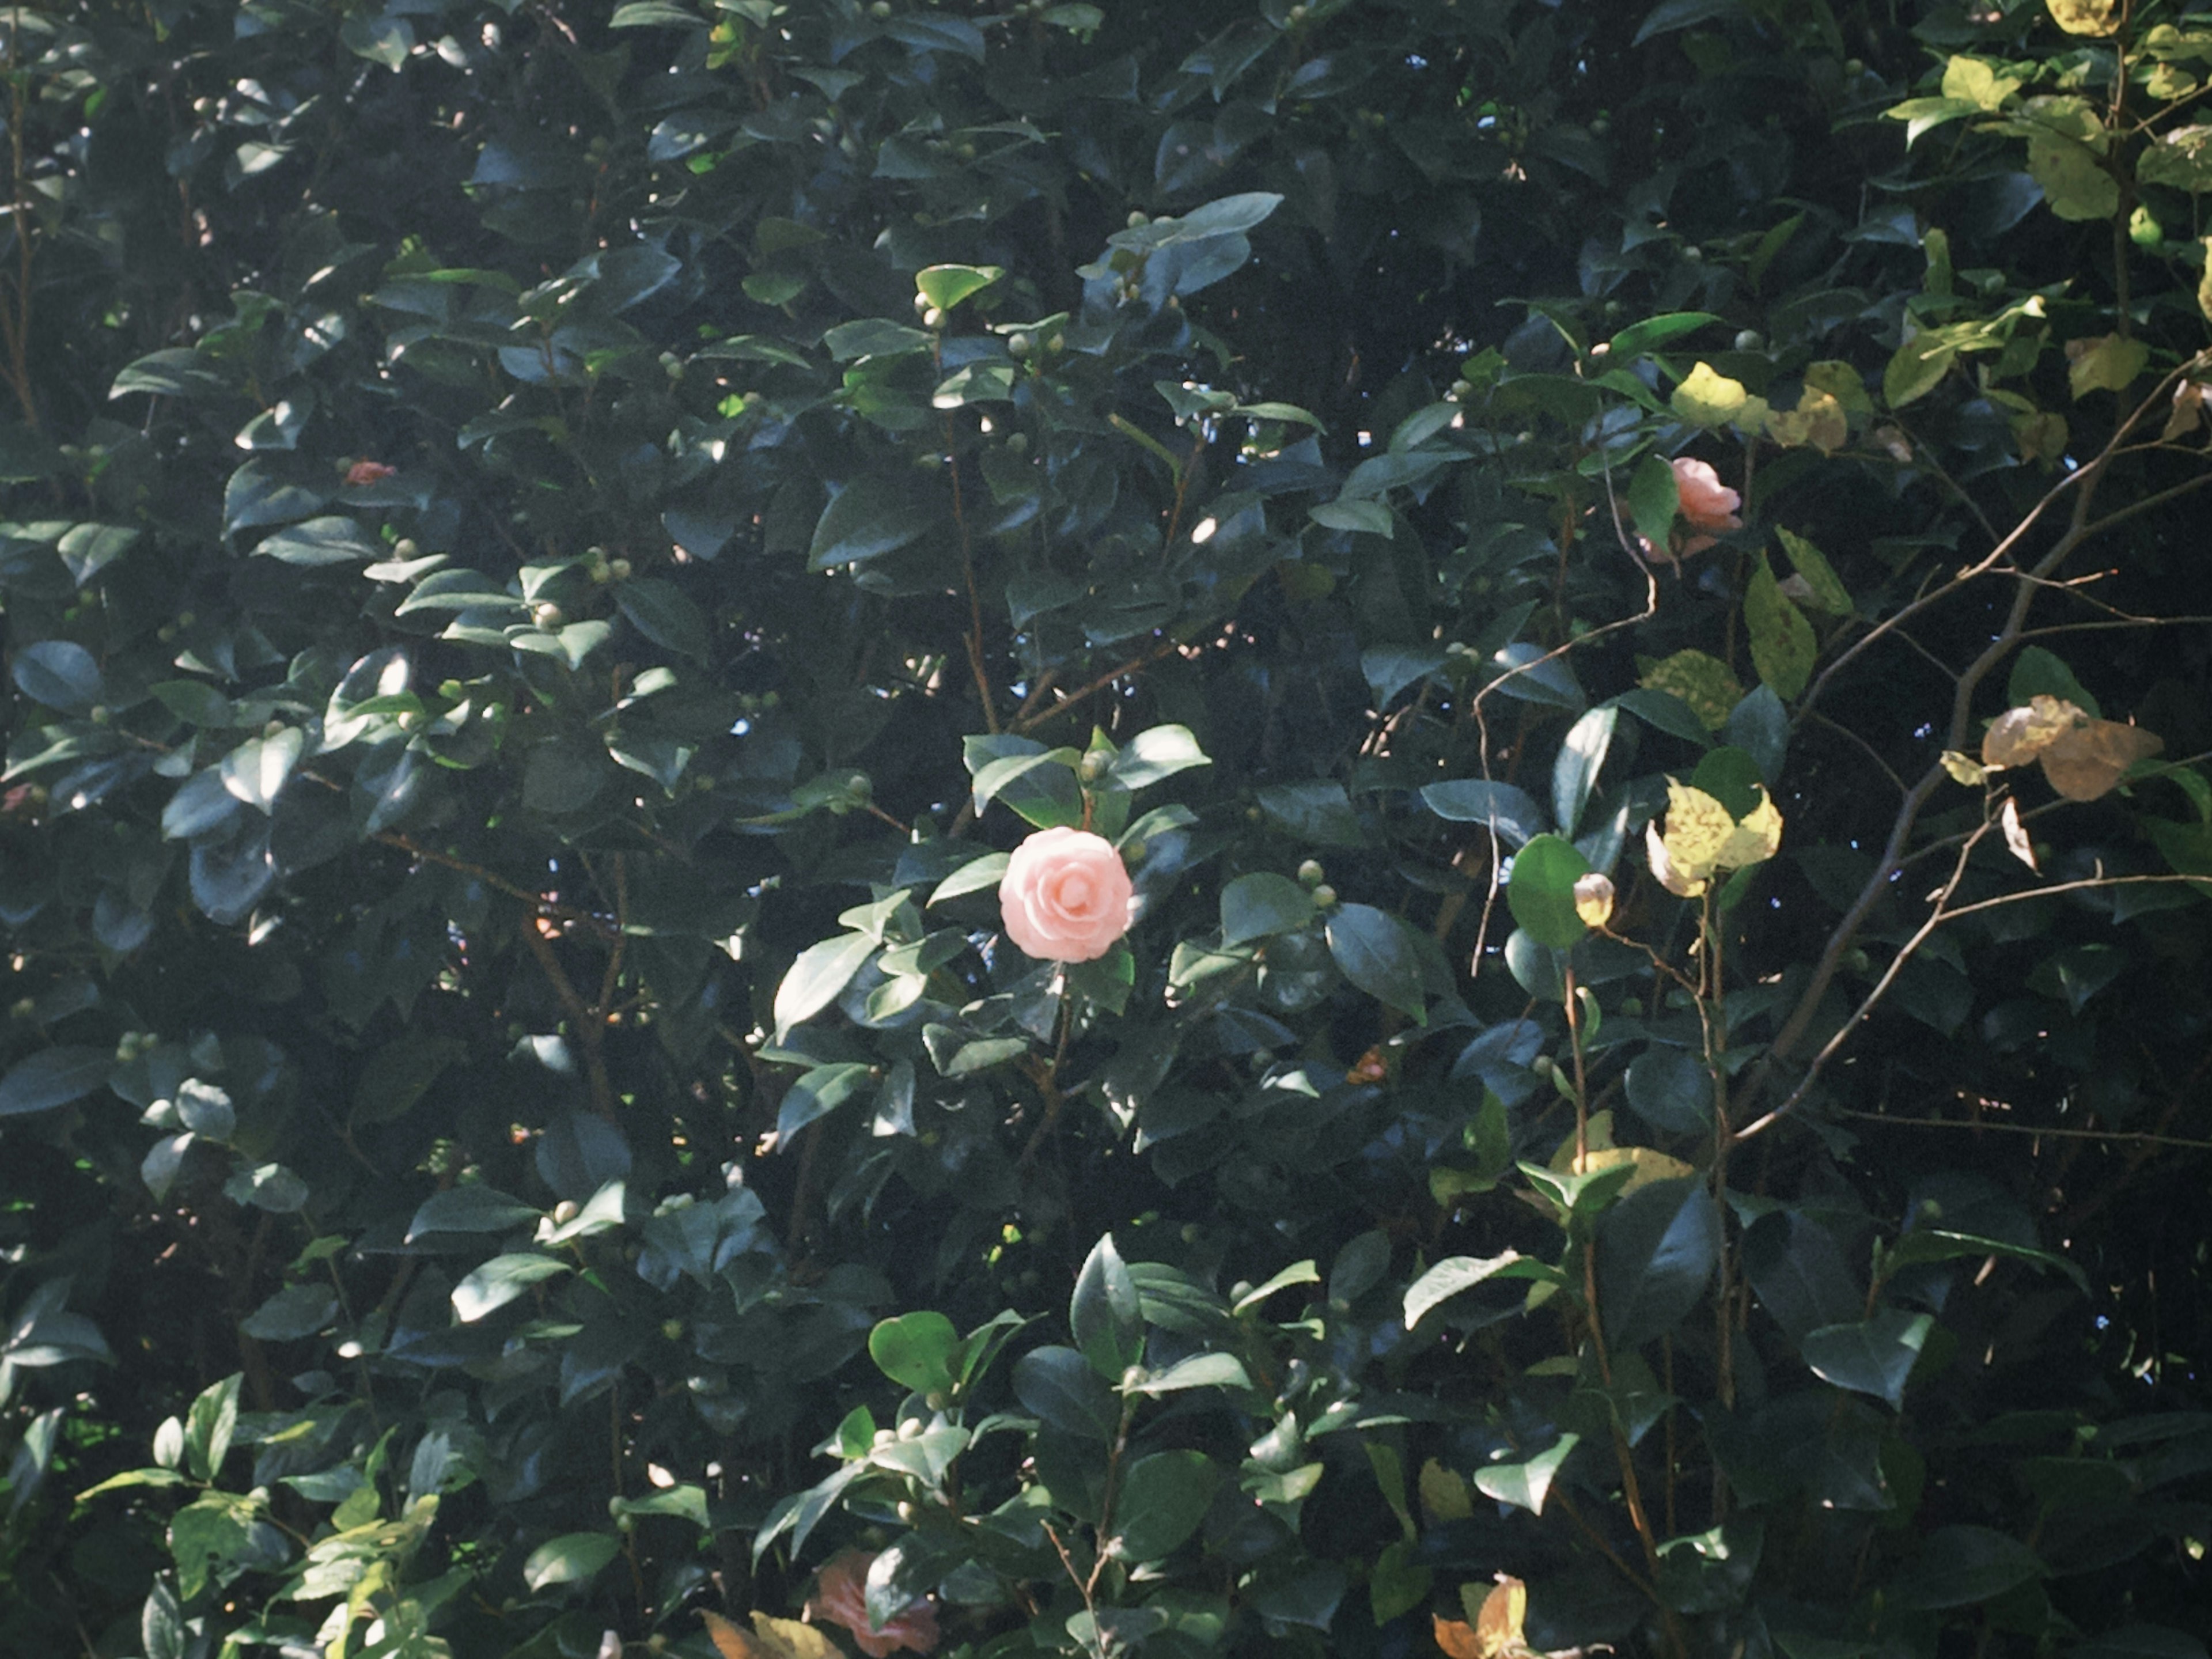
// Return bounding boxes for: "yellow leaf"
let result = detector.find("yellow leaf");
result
[1464,1576,1529,1659]
[1715,787,1783,870]
[1981,695,2087,769]
[1671,362,1748,428]
[1940,750,1990,787]
[1942,55,2023,110]
[2047,0,2119,35]
[1645,819,1706,898]
[1658,782,1737,885]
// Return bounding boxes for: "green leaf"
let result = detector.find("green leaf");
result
[915,264,1003,311]
[0,1047,111,1117]
[870,1311,960,1395]
[773,933,877,1043]
[1422,779,1549,846]
[1624,1047,1715,1136]
[2008,646,2102,719]
[252,516,381,566]
[1325,904,1427,1021]
[929,852,1010,906]
[1801,1308,1934,1410]
[2075,1629,2211,1659]
[1131,1352,1252,1394]
[407,1184,540,1241]
[1883,335,1955,409]
[1111,725,1210,789]
[1507,834,1593,951]
[610,1,708,25]
[1309,500,1393,537]
[615,579,711,659]
[1608,310,1726,357]
[1878,1228,2089,1294]
[1220,873,1316,948]
[183,1374,240,1482]
[522,1531,622,1592]
[1892,1525,2044,1609]
[1627,452,1681,551]
[240,1284,339,1342]
[808,476,931,570]
[1597,1177,1721,1350]
[1552,707,1618,839]
[1402,1252,1558,1328]
[13,641,101,713]
[775,1062,874,1139]
[1012,1346,1119,1439]
[339,12,412,68]
[1071,1232,1143,1380]
[1112,1451,1218,1562]
[450,1253,570,1323]
[1774,527,1852,615]
[1745,553,1817,700]
[1474,1432,1578,1514]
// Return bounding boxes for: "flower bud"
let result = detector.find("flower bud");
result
[532,602,563,629]
[922,306,945,328]
[1573,873,1616,929]
[1078,749,1111,782]
[1309,882,1338,909]
[1297,859,1325,888]
[552,1200,579,1225]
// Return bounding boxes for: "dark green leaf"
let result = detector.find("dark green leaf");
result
[1220,873,1315,948]
[1507,834,1593,951]
[1801,1308,1934,1410]
[1598,1177,1721,1350]
[1112,1451,1217,1562]
[0,1048,112,1117]
[1325,903,1426,1021]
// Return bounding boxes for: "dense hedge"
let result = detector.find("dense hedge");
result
[1,1,2210,1657]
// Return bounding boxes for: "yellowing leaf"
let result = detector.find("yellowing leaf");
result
[1671,361,1748,428]
[1942,56,2023,111]
[1746,551,1817,700]
[1639,649,1743,731]
[1658,782,1738,885]
[1463,1577,1529,1659]
[1646,820,1706,897]
[1982,695,2088,768]
[1575,1145,1698,1196]
[2047,0,2119,36]
[1718,787,1784,869]
[701,1611,840,1659]
[1941,750,1990,787]
[2066,333,2150,398]
[1420,1458,1475,1524]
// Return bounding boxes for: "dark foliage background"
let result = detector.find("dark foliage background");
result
[1,1,2210,1656]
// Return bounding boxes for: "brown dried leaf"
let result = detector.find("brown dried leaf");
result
[1435,1616,1484,1659]
[1471,1577,1529,1659]
[2039,720,2164,801]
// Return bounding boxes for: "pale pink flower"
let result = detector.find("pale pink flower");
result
[1669,457,1742,536]
[999,826,1134,963]
[806,1553,940,1658]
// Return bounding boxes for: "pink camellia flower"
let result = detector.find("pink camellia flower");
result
[1665,457,1743,557]
[806,1552,941,1658]
[1671,457,1741,533]
[345,459,397,486]
[998,825,1135,963]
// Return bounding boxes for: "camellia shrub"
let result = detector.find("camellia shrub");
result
[3,0,2212,1657]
